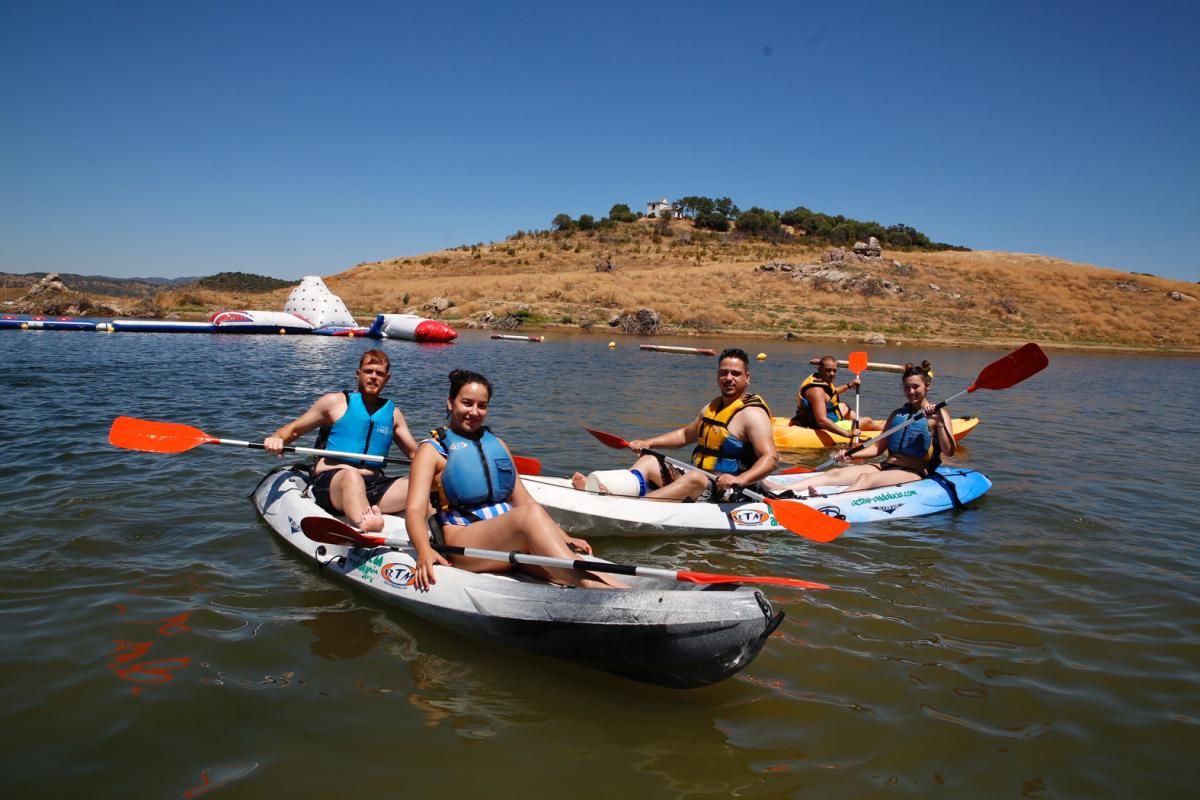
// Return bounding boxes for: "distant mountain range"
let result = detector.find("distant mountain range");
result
[0,271,200,298]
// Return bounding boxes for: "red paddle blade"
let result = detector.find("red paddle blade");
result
[676,570,828,590]
[778,465,814,474]
[300,516,378,547]
[513,455,541,476]
[766,498,849,542]
[584,426,631,450]
[108,416,215,453]
[848,351,868,375]
[970,343,1048,392]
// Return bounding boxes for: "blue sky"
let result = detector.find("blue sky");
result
[2,0,1197,282]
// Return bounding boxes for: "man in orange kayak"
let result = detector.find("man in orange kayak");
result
[572,348,779,501]
[789,355,880,436]
[264,349,418,532]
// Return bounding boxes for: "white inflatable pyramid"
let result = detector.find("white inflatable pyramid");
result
[283,276,357,329]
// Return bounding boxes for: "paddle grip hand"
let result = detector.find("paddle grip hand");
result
[714,473,741,493]
[263,436,286,456]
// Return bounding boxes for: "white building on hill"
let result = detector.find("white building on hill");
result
[645,197,675,217]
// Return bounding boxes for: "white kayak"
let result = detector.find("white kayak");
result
[253,467,784,688]
[522,466,990,536]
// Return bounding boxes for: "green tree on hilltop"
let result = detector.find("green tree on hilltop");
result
[735,207,781,235]
[608,203,637,223]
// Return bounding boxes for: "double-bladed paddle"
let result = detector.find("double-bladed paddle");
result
[300,516,828,590]
[581,427,849,543]
[108,416,543,475]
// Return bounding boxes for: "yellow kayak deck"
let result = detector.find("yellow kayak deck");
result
[772,415,980,450]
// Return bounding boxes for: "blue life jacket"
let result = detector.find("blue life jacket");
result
[886,406,933,460]
[316,391,394,468]
[430,426,516,522]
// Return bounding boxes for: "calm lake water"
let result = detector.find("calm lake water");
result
[1,329,1197,798]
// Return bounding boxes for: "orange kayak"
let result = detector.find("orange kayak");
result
[772,415,980,450]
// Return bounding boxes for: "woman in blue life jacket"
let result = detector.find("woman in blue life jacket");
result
[769,361,955,495]
[405,369,622,592]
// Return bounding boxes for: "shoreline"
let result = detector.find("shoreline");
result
[506,321,1200,357]
[140,311,1200,356]
[7,307,1196,356]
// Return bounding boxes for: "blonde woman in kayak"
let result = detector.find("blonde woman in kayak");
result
[771,361,955,495]
[405,369,622,592]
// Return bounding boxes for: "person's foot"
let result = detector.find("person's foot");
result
[570,472,587,490]
[359,505,385,533]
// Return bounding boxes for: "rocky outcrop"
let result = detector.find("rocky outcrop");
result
[423,296,452,314]
[468,310,525,330]
[757,260,796,273]
[13,272,123,316]
[853,236,882,257]
[757,248,909,296]
[1168,290,1196,302]
[609,308,662,335]
[862,332,887,345]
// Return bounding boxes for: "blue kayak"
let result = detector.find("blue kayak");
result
[772,466,991,524]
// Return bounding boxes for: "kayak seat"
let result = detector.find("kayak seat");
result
[427,514,446,547]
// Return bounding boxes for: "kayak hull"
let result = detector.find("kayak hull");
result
[253,467,781,688]
[524,467,990,536]
[773,415,980,450]
[769,467,992,524]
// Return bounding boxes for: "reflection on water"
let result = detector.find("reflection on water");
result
[302,607,384,661]
[1,331,1198,797]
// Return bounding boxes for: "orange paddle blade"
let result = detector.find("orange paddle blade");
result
[513,455,541,476]
[766,498,848,542]
[970,343,1049,392]
[108,416,216,453]
[301,517,374,547]
[848,351,868,375]
[676,570,828,590]
[584,426,631,450]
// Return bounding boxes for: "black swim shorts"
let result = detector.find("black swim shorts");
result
[311,468,401,516]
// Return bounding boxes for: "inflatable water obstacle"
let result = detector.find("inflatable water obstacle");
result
[1,276,458,343]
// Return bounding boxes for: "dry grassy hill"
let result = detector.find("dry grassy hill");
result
[158,218,1200,352]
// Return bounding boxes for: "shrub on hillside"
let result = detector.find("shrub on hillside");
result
[195,272,297,292]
